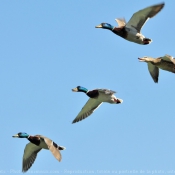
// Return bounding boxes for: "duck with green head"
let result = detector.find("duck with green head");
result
[95,3,164,45]
[13,132,66,172]
[72,86,123,123]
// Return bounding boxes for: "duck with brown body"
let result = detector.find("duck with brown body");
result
[138,54,175,83]
[95,3,164,45]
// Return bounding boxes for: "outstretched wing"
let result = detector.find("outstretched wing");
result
[161,54,175,64]
[126,3,164,32]
[43,137,62,162]
[115,18,126,27]
[147,62,159,83]
[72,98,102,123]
[97,89,116,95]
[23,143,42,172]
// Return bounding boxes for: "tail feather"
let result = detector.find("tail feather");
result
[115,98,123,104]
[59,146,66,150]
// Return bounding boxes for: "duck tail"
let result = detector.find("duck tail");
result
[115,98,123,104]
[59,146,66,150]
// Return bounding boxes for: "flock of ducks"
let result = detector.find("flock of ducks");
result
[13,2,175,173]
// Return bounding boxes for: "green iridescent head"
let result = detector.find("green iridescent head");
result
[72,86,88,93]
[12,132,29,138]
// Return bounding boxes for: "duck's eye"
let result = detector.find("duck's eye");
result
[104,24,110,27]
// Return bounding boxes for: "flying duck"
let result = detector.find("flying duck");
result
[138,54,175,83]
[13,132,66,172]
[72,86,123,123]
[95,3,164,45]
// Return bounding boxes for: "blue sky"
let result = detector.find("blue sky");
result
[0,0,175,175]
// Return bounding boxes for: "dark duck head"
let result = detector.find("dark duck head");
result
[12,132,29,138]
[72,86,88,93]
[95,23,114,30]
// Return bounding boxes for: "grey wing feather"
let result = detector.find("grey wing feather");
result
[72,98,102,123]
[43,137,62,162]
[126,3,164,32]
[22,143,42,172]
[147,62,159,83]
[97,89,116,95]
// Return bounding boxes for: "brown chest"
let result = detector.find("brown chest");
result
[112,27,127,38]
[28,136,40,146]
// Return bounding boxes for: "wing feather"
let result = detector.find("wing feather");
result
[97,89,116,95]
[161,54,175,64]
[22,143,42,172]
[72,98,102,123]
[43,137,62,162]
[115,18,126,27]
[126,3,164,32]
[147,62,159,83]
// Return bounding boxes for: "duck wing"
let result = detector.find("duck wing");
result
[72,98,102,123]
[22,143,42,172]
[162,54,175,64]
[42,137,63,162]
[97,89,116,95]
[115,18,126,27]
[147,62,159,83]
[125,3,164,32]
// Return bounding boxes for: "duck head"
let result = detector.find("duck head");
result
[95,23,114,30]
[12,132,29,138]
[138,56,151,62]
[72,86,88,93]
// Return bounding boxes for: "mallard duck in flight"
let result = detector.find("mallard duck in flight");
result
[95,3,164,45]
[138,54,175,83]
[13,132,66,172]
[72,86,123,123]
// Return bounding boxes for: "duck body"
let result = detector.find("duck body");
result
[138,54,175,83]
[95,3,164,45]
[148,58,175,72]
[111,26,149,44]
[28,135,55,150]
[72,86,123,123]
[13,132,65,172]
[87,89,121,104]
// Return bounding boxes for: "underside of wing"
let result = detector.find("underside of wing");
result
[72,98,102,123]
[23,143,42,172]
[43,137,62,162]
[115,18,126,27]
[147,62,159,83]
[126,3,164,32]
[97,89,116,95]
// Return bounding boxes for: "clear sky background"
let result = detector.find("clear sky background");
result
[0,1,175,175]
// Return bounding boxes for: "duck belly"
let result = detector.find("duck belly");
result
[127,33,144,44]
[125,28,145,44]
[97,93,116,104]
[39,139,49,150]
